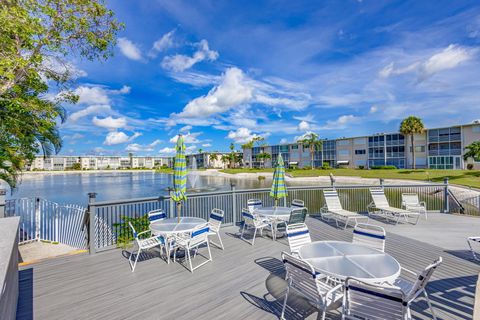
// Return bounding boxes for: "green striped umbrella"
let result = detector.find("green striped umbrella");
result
[170,135,187,222]
[270,154,287,206]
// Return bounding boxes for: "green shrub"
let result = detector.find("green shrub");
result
[371,165,397,170]
[113,214,150,249]
[358,165,365,170]
[321,162,332,170]
[467,163,474,170]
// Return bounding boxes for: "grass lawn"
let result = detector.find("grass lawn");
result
[219,168,480,189]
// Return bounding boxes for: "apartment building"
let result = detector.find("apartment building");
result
[186,152,239,169]
[27,156,173,171]
[242,121,480,170]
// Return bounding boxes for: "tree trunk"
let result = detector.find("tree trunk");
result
[411,134,416,169]
[311,146,315,169]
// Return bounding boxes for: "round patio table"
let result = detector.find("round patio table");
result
[150,217,207,263]
[298,241,401,284]
[254,206,293,241]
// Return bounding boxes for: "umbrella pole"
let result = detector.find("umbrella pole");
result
[274,198,278,207]
[177,202,182,223]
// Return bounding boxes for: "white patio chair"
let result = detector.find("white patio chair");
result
[343,277,409,320]
[174,223,212,273]
[291,199,305,208]
[391,257,443,320]
[368,188,420,225]
[352,223,386,252]
[286,223,311,256]
[247,198,263,213]
[320,189,369,229]
[208,208,224,250]
[147,209,166,222]
[467,236,480,261]
[402,193,428,220]
[240,208,269,245]
[128,222,165,272]
[281,252,343,320]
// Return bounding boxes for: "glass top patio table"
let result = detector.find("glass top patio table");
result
[298,241,401,283]
[254,206,293,220]
[150,217,206,235]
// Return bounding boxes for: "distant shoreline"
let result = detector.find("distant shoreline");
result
[21,169,156,176]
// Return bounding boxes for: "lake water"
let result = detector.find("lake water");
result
[7,172,285,206]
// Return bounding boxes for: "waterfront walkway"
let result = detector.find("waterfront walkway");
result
[17,214,479,320]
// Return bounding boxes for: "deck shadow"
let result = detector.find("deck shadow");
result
[16,268,33,320]
[444,249,479,264]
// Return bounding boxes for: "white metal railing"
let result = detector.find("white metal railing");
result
[86,181,452,254]
[5,198,87,249]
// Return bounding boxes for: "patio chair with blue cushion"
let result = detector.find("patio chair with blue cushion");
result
[343,277,410,319]
[247,199,263,213]
[147,209,166,222]
[291,199,305,208]
[352,223,386,252]
[391,257,442,320]
[286,223,311,256]
[241,208,269,245]
[281,252,343,320]
[208,208,225,250]
[467,236,480,261]
[368,188,420,225]
[174,223,212,273]
[128,222,165,272]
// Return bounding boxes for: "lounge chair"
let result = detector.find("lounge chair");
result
[402,193,428,220]
[281,252,343,320]
[368,188,420,225]
[352,223,386,252]
[467,236,480,261]
[320,189,369,229]
[343,277,410,319]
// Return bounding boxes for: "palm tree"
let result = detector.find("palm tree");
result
[256,152,271,168]
[399,116,425,169]
[241,136,264,168]
[464,141,480,162]
[297,132,322,169]
[220,154,230,169]
[209,153,218,168]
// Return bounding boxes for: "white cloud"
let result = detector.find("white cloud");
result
[369,105,378,113]
[179,125,192,132]
[93,116,127,130]
[74,85,130,105]
[42,57,87,80]
[279,138,288,144]
[201,143,212,147]
[125,139,162,152]
[322,115,360,129]
[117,37,143,61]
[169,132,202,144]
[298,120,310,131]
[161,39,218,72]
[227,127,263,144]
[175,67,252,118]
[69,104,112,122]
[379,44,476,81]
[159,145,196,155]
[149,30,175,57]
[104,131,141,145]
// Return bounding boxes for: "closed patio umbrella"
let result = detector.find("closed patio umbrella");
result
[171,135,187,223]
[270,154,287,207]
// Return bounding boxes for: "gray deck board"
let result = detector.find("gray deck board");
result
[17,216,479,320]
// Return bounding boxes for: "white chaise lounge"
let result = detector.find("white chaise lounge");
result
[320,189,369,229]
[368,188,420,225]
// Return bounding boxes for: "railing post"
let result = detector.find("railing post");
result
[231,183,237,226]
[168,187,174,218]
[88,192,97,254]
[329,173,336,188]
[443,178,449,213]
[379,178,384,189]
[35,197,41,241]
[0,189,6,218]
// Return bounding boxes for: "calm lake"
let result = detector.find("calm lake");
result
[7,172,296,206]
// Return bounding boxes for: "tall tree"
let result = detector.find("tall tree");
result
[256,152,271,168]
[464,141,480,162]
[209,153,218,168]
[220,154,230,169]
[0,0,122,188]
[297,132,322,169]
[241,136,264,168]
[399,116,425,169]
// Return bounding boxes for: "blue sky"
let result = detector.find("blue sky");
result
[59,0,480,156]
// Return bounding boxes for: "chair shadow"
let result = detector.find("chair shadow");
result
[255,256,285,277]
[411,275,477,320]
[17,268,33,320]
[444,249,480,264]
[121,248,163,264]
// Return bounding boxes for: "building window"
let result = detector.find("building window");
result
[337,140,350,146]
[355,149,366,155]
[338,150,349,156]
[291,145,299,150]
[410,146,425,152]
[354,138,365,145]
[473,125,480,133]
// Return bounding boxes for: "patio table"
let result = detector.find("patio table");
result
[254,206,293,241]
[298,240,401,284]
[150,217,206,263]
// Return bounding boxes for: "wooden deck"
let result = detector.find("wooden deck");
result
[17,216,479,320]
